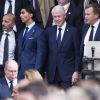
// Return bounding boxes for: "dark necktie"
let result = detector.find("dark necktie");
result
[22,27,29,45]
[89,26,94,41]
[3,33,9,65]
[90,0,98,4]
[7,0,12,13]
[57,28,62,47]
[10,81,13,93]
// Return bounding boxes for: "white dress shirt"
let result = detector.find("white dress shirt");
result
[0,31,16,65]
[4,0,15,14]
[84,19,100,46]
[56,22,66,41]
[32,0,36,9]
[5,76,18,88]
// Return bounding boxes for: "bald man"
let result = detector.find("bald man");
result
[0,60,18,99]
[0,13,18,77]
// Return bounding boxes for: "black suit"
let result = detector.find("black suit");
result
[29,0,43,27]
[0,0,30,32]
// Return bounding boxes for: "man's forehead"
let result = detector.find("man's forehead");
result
[3,15,13,20]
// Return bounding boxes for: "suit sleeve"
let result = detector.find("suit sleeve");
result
[35,30,47,72]
[73,28,80,72]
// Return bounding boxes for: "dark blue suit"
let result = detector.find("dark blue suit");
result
[45,25,80,89]
[18,24,45,79]
[0,77,12,99]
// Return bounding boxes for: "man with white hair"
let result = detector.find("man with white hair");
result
[44,5,80,89]
[46,0,78,28]
[0,60,18,99]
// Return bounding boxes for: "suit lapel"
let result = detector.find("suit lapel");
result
[66,5,72,21]
[22,24,36,49]
[52,26,58,49]
[94,23,100,40]
[81,25,89,44]
[58,25,70,50]
[1,77,9,89]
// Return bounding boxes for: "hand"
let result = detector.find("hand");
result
[71,72,79,85]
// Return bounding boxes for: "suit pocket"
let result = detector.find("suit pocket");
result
[28,37,34,39]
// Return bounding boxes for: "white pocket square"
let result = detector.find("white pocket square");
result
[28,37,34,39]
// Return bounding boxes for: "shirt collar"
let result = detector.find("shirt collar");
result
[5,76,17,84]
[4,30,14,36]
[92,19,100,28]
[26,22,35,31]
[57,22,67,30]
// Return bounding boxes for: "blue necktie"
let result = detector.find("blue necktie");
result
[57,28,62,47]
[22,27,28,45]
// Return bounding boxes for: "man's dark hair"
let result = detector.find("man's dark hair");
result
[85,4,100,18]
[21,5,38,23]
[18,81,48,98]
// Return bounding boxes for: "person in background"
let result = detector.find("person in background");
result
[18,81,48,100]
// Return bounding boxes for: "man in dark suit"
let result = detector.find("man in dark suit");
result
[18,6,45,79]
[80,4,100,77]
[28,0,43,27]
[45,5,80,89]
[0,60,18,99]
[0,0,30,32]
[46,0,79,29]
[0,13,18,76]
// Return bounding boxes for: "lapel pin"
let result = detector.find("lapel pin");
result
[68,12,71,14]
[33,30,35,33]
[66,29,68,31]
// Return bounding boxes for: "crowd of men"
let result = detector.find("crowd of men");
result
[0,0,100,99]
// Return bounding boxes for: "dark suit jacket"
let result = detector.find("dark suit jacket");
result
[46,1,78,28]
[0,0,30,32]
[30,0,43,28]
[80,23,100,70]
[45,25,80,83]
[0,77,12,99]
[18,24,45,78]
[0,30,18,64]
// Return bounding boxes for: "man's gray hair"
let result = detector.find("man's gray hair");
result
[51,5,65,16]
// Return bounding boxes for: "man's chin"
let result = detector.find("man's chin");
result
[3,28,7,31]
